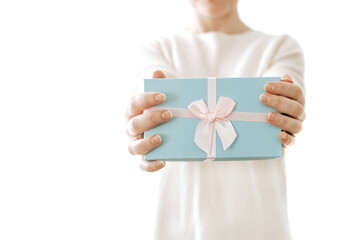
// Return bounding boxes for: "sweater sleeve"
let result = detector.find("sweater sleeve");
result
[261,35,305,95]
[134,38,177,94]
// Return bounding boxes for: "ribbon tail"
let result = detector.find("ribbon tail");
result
[215,119,237,151]
[194,120,215,155]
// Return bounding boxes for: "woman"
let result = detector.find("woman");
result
[125,0,306,239]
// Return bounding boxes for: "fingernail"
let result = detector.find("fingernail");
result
[281,74,292,80]
[162,110,172,120]
[265,83,275,92]
[282,132,287,140]
[260,94,270,104]
[151,135,161,144]
[155,93,166,102]
[267,112,277,121]
[157,160,165,167]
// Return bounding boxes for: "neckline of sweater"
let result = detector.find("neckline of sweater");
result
[182,26,258,37]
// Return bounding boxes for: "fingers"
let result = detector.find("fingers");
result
[125,70,167,121]
[267,112,303,135]
[128,134,162,155]
[127,132,166,173]
[139,158,166,172]
[125,92,166,121]
[127,131,166,173]
[279,131,295,147]
[260,93,305,122]
[126,110,172,137]
[264,81,305,106]
[126,69,167,172]
[264,74,305,107]
[262,74,304,149]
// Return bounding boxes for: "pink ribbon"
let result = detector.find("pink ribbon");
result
[187,97,237,157]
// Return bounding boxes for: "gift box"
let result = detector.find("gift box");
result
[144,77,282,162]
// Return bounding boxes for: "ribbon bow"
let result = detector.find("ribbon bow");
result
[188,96,237,156]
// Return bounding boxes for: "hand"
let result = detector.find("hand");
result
[125,70,172,172]
[260,74,306,147]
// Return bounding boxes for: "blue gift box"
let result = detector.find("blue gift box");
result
[144,77,282,161]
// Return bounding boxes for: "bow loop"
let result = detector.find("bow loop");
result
[187,99,209,119]
[215,97,236,118]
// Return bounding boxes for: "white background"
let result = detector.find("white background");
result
[0,0,359,239]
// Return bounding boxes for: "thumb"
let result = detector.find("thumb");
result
[281,73,293,84]
[152,70,166,78]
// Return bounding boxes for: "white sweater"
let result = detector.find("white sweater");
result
[136,28,304,240]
